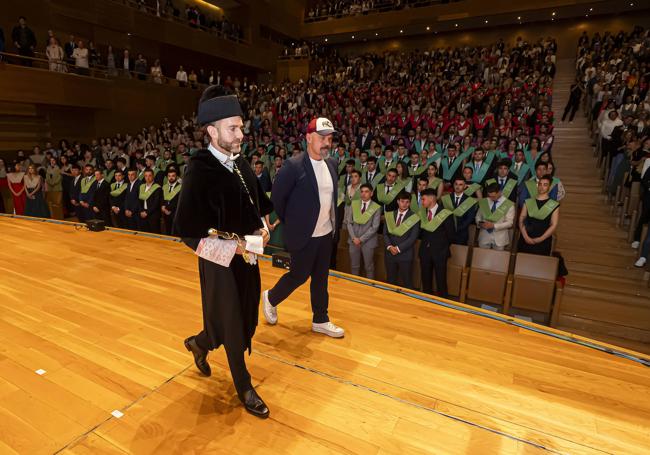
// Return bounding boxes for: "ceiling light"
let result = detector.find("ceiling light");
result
[400,30,403,33]
[324,38,328,42]
[375,32,379,36]
[455,23,458,27]
[517,16,521,20]
[426,26,430,31]
[351,35,355,39]
[589,7,593,11]
[484,20,488,24]
[552,11,556,16]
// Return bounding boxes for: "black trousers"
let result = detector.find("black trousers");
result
[194,257,252,396]
[634,199,650,241]
[385,257,414,289]
[269,234,332,323]
[138,213,160,233]
[562,99,580,122]
[419,248,448,298]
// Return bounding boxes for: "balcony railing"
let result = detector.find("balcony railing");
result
[304,0,462,23]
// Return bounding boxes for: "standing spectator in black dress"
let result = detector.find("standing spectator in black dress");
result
[518,175,560,256]
[562,78,584,123]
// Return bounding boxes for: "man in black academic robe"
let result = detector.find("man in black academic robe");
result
[123,169,141,231]
[173,87,273,419]
[109,170,128,228]
[90,169,111,225]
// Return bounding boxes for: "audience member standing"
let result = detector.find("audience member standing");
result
[46,37,66,72]
[345,183,381,279]
[24,165,50,218]
[135,53,148,80]
[90,169,111,224]
[161,167,181,235]
[124,169,141,230]
[11,16,36,66]
[518,175,559,256]
[176,66,188,87]
[419,188,455,298]
[72,40,89,75]
[138,169,162,233]
[64,35,76,64]
[45,157,64,219]
[7,162,26,215]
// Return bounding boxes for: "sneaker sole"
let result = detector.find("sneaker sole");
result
[312,327,345,338]
[262,293,278,325]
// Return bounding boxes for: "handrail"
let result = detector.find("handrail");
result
[105,0,249,45]
[0,51,211,90]
[304,0,458,22]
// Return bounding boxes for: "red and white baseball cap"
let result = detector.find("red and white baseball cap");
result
[307,117,336,136]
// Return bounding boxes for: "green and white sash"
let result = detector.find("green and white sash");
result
[109,182,128,198]
[464,183,481,197]
[441,157,464,181]
[105,169,115,184]
[419,208,454,232]
[470,153,496,183]
[525,198,559,220]
[80,176,96,194]
[441,194,478,217]
[385,210,420,236]
[376,180,407,205]
[163,183,182,201]
[139,183,161,201]
[485,178,517,199]
[409,164,428,177]
[379,158,397,173]
[410,193,422,213]
[351,199,380,225]
[345,186,362,206]
[428,177,442,190]
[363,171,384,188]
[478,198,514,223]
[511,162,530,184]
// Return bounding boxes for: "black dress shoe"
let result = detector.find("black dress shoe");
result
[239,388,270,419]
[184,336,211,377]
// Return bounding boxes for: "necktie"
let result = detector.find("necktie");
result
[499,178,505,189]
[361,202,367,214]
[449,158,453,166]
[455,196,460,207]
[487,200,497,233]
[386,185,391,194]
[169,184,173,192]
[368,172,373,182]
[427,209,433,221]
[475,162,480,172]
[396,213,403,226]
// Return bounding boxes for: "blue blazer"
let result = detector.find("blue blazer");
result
[271,152,338,252]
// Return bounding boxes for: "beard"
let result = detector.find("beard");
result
[217,137,241,155]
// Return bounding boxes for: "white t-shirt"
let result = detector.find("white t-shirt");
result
[310,156,333,237]
[72,48,89,68]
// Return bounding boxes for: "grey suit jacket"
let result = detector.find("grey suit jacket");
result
[344,202,381,248]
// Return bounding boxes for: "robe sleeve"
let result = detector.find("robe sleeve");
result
[254,173,274,217]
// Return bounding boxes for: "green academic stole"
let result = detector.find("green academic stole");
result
[346,186,361,206]
[80,176,96,194]
[379,158,397,173]
[441,157,464,181]
[464,183,481,197]
[163,183,182,201]
[485,178,517,199]
[428,177,442,190]
[376,180,407,205]
[478,198,514,222]
[441,194,478,217]
[410,193,421,212]
[511,162,530,184]
[110,182,128,197]
[409,164,428,176]
[351,199,380,225]
[525,198,559,220]
[137,170,145,181]
[459,147,475,162]
[471,153,496,183]
[426,153,441,166]
[419,208,453,232]
[363,172,384,187]
[385,210,420,236]
[139,183,161,201]
[105,170,115,184]
[435,143,449,155]
[523,148,541,170]
[415,140,427,154]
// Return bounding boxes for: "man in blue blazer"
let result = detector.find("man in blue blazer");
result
[262,118,345,338]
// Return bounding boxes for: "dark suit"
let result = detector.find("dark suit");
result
[138,184,162,233]
[419,205,455,297]
[90,180,111,225]
[109,181,128,228]
[268,152,338,324]
[255,171,272,193]
[123,179,141,230]
[383,209,420,289]
[78,176,96,222]
[162,182,181,236]
[356,133,374,151]
[450,193,477,245]
[68,175,81,216]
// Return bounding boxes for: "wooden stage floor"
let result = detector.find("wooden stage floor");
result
[1,216,649,455]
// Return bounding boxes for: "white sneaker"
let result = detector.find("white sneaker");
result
[634,257,647,268]
[262,290,277,325]
[631,241,640,249]
[312,321,345,338]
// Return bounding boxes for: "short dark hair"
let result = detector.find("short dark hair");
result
[396,190,411,201]
[71,164,81,170]
[145,155,156,162]
[360,183,373,192]
[453,176,466,183]
[144,169,154,175]
[387,168,398,176]
[418,176,429,184]
[346,159,356,165]
[421,188,437,197]
[485,182,500,194]
[115,169,124,175]
[360,150,369,157]
[410,151,419,157]
[367,156,377,164]
[351,169,362,178]
[535,161,548,170]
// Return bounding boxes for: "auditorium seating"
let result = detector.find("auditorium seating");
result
[446,244,469,302]
[466,248,511,307]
